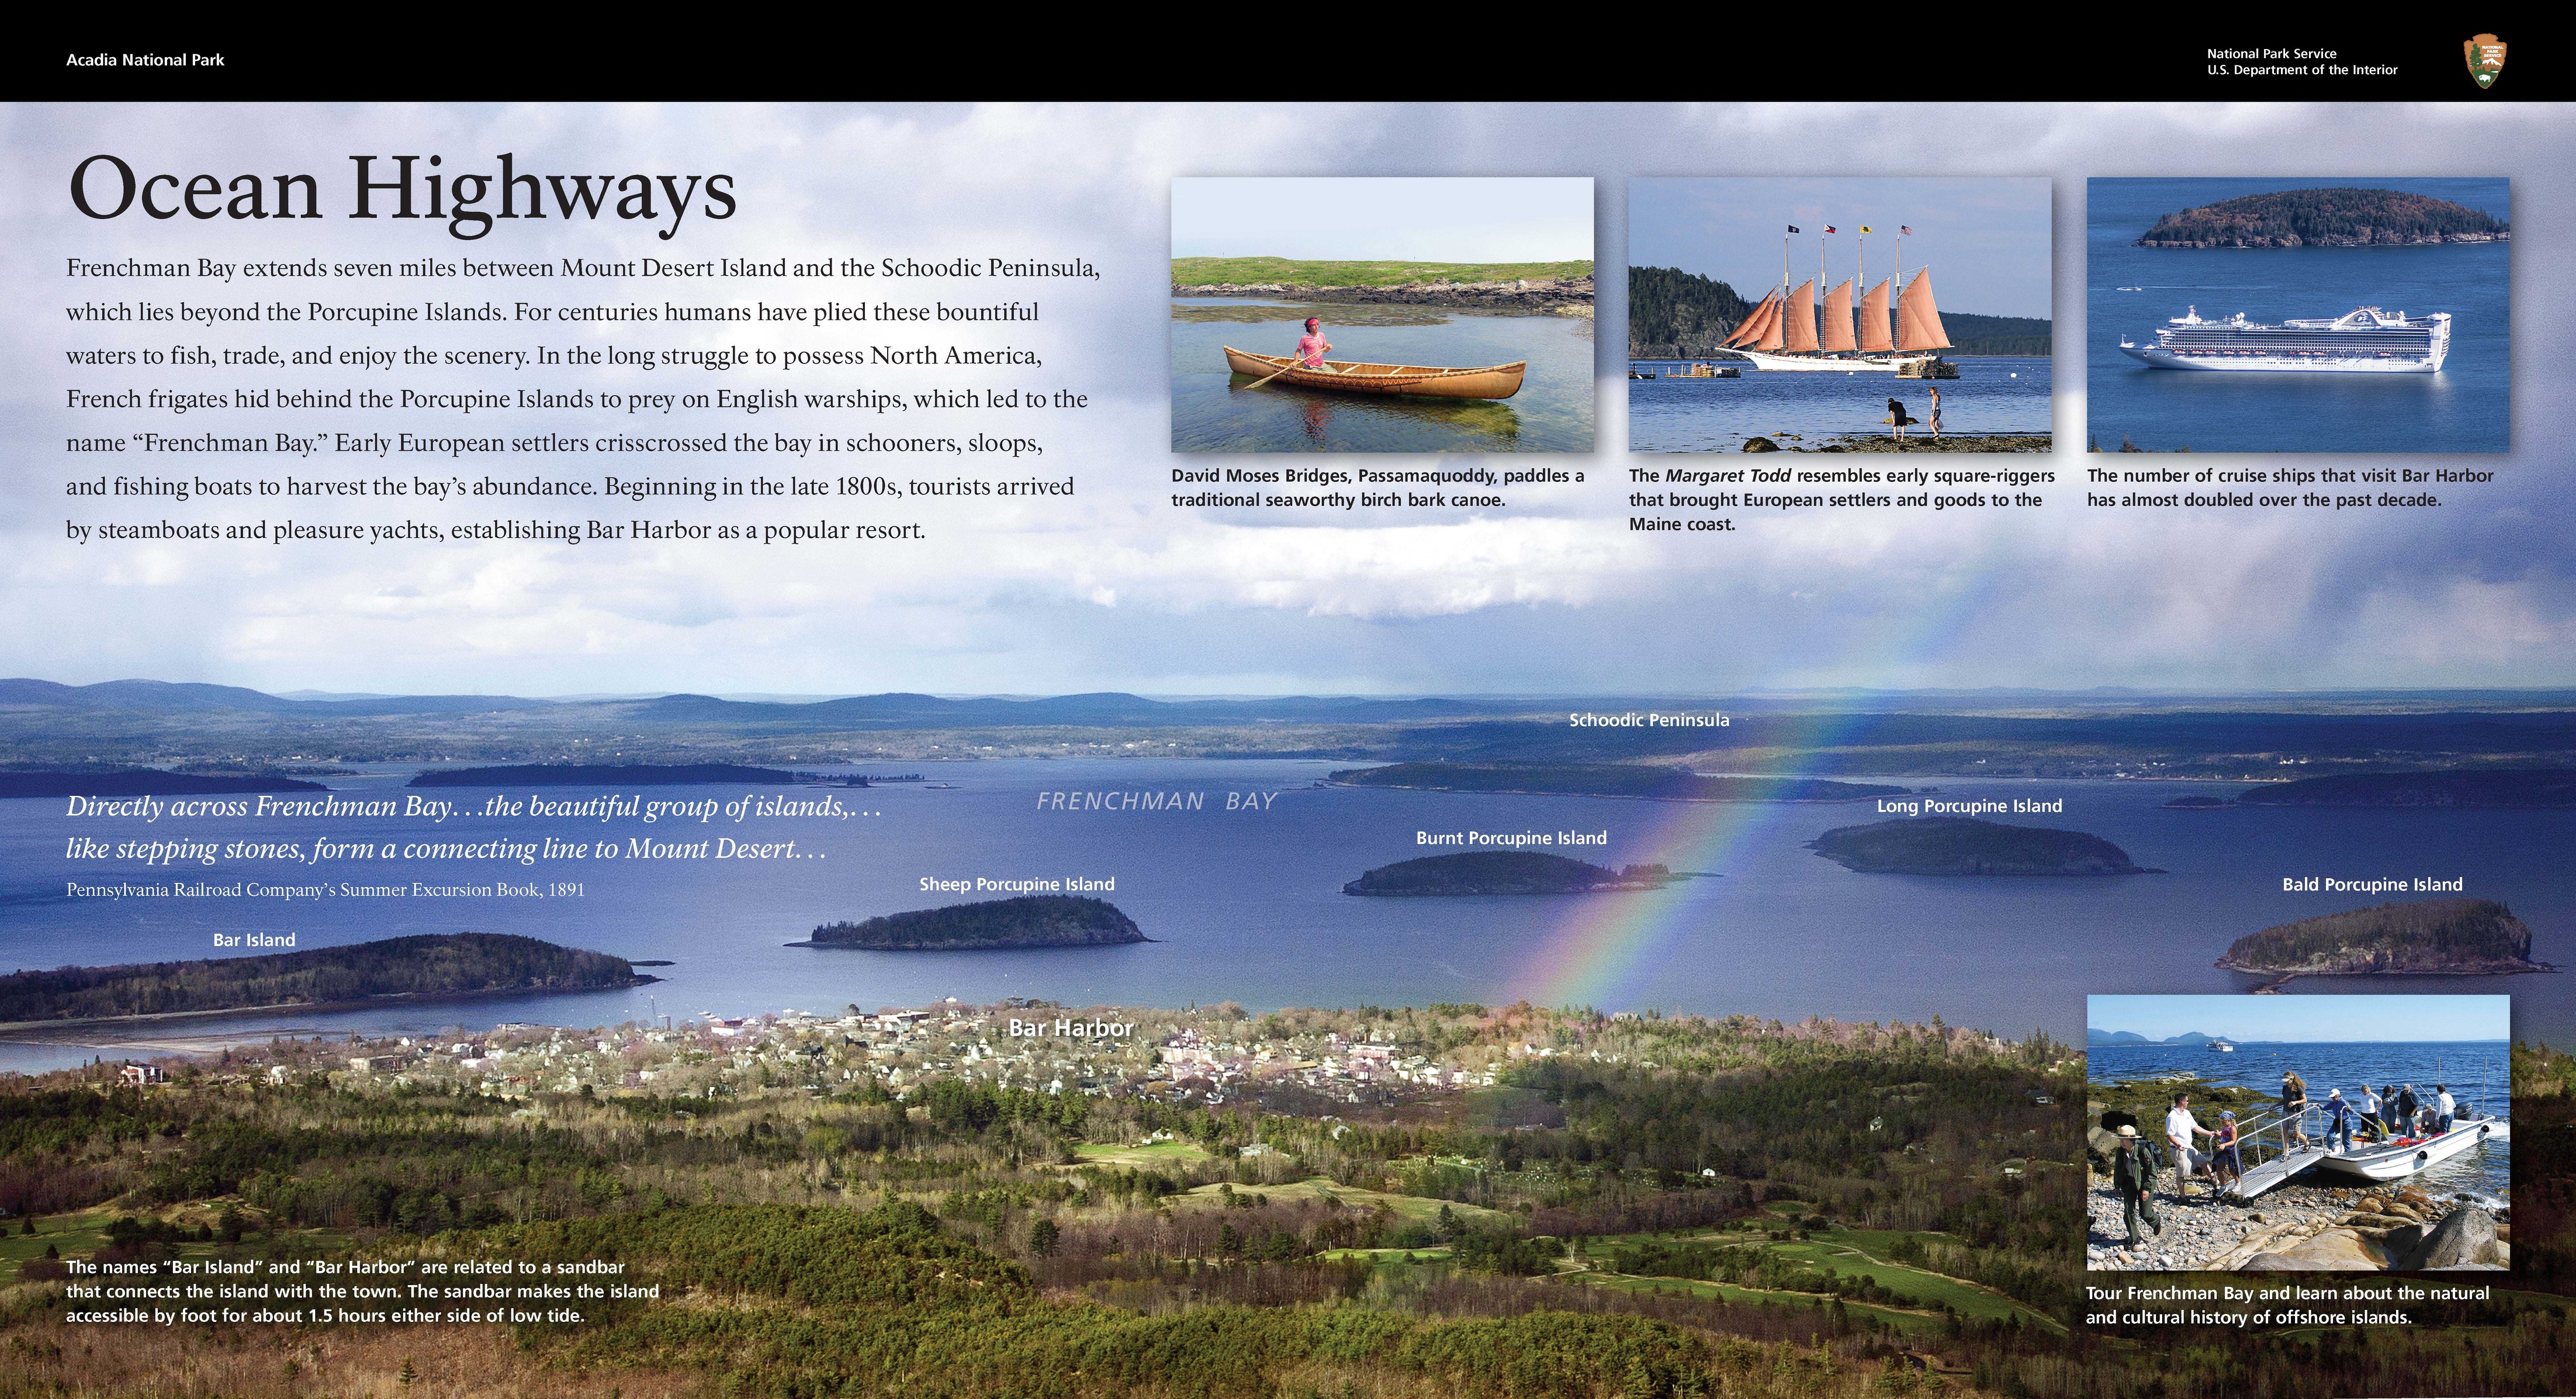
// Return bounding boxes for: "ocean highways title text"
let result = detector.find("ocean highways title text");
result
[70,155,736,241]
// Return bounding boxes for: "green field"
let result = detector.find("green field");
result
[1171,1176,1515,1226]
[1580,1221,2061,1335]
[0,1206,352,1284]
[1071,1139,1215,1168]
[1172,257,1592,288]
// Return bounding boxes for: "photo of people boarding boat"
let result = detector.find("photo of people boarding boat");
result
[2086,995,2509,1271]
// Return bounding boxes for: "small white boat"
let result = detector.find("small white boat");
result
[2310,1113,2506,1183]
[2208,1040,2235,1052]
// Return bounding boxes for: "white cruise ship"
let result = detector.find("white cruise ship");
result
[2118,306,2451,373]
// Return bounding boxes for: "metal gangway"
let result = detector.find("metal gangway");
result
[2221,1099,2328,1201]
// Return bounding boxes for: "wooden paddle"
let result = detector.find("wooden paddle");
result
[1245,353,1340,389]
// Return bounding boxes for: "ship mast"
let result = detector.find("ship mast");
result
[1819,228,1829,354]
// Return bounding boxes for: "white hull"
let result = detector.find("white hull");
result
[2310,1117,2502,1182]
[1732,349,1936,373]
[2119,344,2441,374]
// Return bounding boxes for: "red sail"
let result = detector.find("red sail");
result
[1819,279,1855,352]
[1896,269,1952,351]
[1722,290,1778,348]
[1858,279,1892,352]
[1753,290,1785,351]
[1782,279,1818,353]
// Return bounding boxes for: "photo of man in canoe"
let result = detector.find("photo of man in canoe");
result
[1171,176,1594,452]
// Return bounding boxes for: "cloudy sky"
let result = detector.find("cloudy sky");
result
[2,102,2570,697]
[1630,176,2052,319]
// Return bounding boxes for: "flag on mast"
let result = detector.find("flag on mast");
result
[1823,226,1837,234]
[1786,225,1800,233]
[1900,226,1914,236]
[1858,226,1873,233]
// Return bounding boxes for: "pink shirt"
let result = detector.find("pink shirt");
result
[1297,331,1327,368]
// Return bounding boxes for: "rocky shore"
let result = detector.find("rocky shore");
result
[2135,231,2506,249]
[1175,276,1593,316]
[2085,1176,2508,1272]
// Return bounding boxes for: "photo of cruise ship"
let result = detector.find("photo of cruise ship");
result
[2087,176,2507,452]
[2118,306,2452,373]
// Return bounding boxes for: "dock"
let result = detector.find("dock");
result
[2228,1146,2328,1200]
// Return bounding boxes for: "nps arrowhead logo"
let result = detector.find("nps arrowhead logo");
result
[2464,34,2506,89]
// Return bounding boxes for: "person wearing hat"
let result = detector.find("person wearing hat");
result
[2111,1124,2162,1249]
[2324,1089,2353,1154]
[1294,317,1334,370]
[2213,1110,2242,1190]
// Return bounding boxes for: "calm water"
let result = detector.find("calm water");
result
[1169,306,1594,453]
[2088,1041,2510,1197]
[1626,358,2052,452]
[4,764,2570,1072]
[2086,177,2511,453]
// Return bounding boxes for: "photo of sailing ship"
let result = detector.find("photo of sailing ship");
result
[1169,177,1595,453]
[1627,177,2053,453]
[2088,177,2509,452]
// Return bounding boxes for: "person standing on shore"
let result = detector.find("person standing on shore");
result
[2213,1111,2242,1190]
[2111,1124,2162,1249]
[1927,385,1943,439]
[2166,1093,2217,1203]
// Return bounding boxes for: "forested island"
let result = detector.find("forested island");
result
[1331,762,1904,802]
[1626,266,2051,357]
[0,933,649,1026]
[1806,818,2151,875]
[2217,898,2553,979]
[1343,851,1675,896]
[409,763,819,788]
[0,769,326,798]
[806,895,1147,950]
[2229,768,2576,809]
[2138,188,2509,248]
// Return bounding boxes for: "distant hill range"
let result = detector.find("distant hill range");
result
[2218,898,2550,978]
[0,678,1495,729]
[0,933,648,1025]
[2229,768,2576,809]
[0,768,324,798]
[1626,266,2048,358]
[2087,1029,2225,1047]
[411,763,818,788]
[2138,188,2509,248]
[1332,761,1903,802]
[0,678,554,718]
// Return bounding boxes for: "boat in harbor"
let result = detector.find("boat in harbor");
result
[1223,348,1525,400]
[2117,306,2452,372]
[2308,1109,2507,1183]
[1723,269,1948,372]
[2208,1038,2235,1052]
[1716,225,1950,372]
